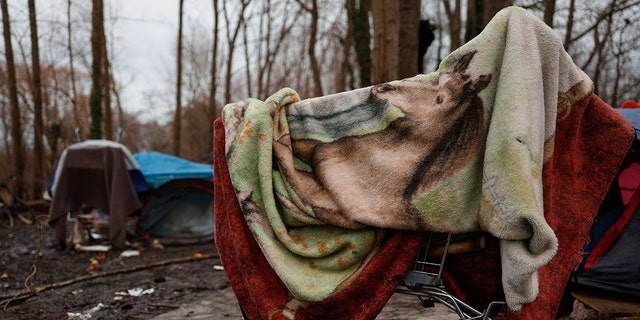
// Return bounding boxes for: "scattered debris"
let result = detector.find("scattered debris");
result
[74,244,111,252]
[119,250,141,258]
[66,302,106,320]
[115,288,155,297]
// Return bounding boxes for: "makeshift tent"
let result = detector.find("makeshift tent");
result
[45,140,150,200]
[133,151,213,189]
[45,140,150,249]
[133,152,214,244]
[136,178,215,244]
[572,109,640,296]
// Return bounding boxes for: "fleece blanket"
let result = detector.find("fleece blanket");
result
[218,6,635,319]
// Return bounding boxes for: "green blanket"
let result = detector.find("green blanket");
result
[223,7,594,312]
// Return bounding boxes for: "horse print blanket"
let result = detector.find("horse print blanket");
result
[219,6,635,318]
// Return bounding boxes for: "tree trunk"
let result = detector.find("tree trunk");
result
[102,28,113,141]
[372,0,398,84]
[465,0,512,42]
[372,0,419,84]
[483,0,512,24]
[207,0,220,155]
[397,0,419,79]
[29,0,45,198]
[89,0,104,140]
[465,0,483,42]
[67,0,80,131]
[346,0,372,88]
[1,0,26,197]
[223,1,249,104]
[544,0,556,27]
[442,0,462,52]
[173,0,184,156]
[295,0,323,97]
[564,0,576,49]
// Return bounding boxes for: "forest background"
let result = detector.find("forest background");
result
[1,0,639,201]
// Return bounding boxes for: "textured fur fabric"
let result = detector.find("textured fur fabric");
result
[218,6,635,317]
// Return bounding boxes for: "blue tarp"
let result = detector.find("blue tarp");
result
[616,108,640,138]
[134,151,213,189]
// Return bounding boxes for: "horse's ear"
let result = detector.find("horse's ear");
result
[453,50,477,73]
[473,74,492,92]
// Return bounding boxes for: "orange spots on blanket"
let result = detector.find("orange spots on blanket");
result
[243,128,254,138]
[337,257,348,269]
[232,151,238,159]
[259,133,267,141]
[347,243,356,251]
[291,233,302,243]
[301,243,309,250]
[317,241,327,255]
[309,262,317,269]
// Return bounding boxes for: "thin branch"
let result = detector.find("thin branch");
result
[1,253,219,310]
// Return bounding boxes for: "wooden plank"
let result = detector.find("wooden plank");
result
[571,290,640,319]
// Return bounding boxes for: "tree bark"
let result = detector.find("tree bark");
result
[442,0,462,52]
[29,0,45,198]
[223,0,250,104]
[102,27,113,141]
[296,0,323,97]
[372,0,419,84]
[173,0,184,156]
[483,0,512,24]
[67,0,80,131]
[89,0,104,139]
[346,0,372,87]
[564,0,576,48]
[372,0,398,84]
[544,0,556,27]
[207,0,220,155]
[1,0,26,197]
[397,0,419,79]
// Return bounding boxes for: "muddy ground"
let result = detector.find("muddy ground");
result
[0,206,465,320]
[0,206,229,320]
[3,204,609,320]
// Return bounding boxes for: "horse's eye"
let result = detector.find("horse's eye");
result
[436,95,443,104]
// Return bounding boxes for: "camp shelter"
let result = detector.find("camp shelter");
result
[45,140,150,249]
[136,178,215,244]
[571,108,640,297]
[133,151,214,189]
[133,152,215,244]
[45,140,149,200]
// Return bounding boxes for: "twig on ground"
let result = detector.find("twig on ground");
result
[1,252,219,310]
[147,301,182,309]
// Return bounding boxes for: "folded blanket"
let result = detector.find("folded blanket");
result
[218,6,634,318]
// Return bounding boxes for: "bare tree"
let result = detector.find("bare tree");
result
[1,0,26,197]
[223,0,251,104]
[174,0,185,156]
[466,0,512,41]
[484,0,512,23]
[544,0,556,27]
[346,0,372,88]
[102,20,113,140]
[89,0,104,139]
[28,0,46,197]
[371,0,420,84]
[295,0,323,97]
[207,0,220,154]
[442,0,462,52]
[67,0,81,130]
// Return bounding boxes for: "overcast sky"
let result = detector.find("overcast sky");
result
[110,0,214,122]
[2,0,216,123]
